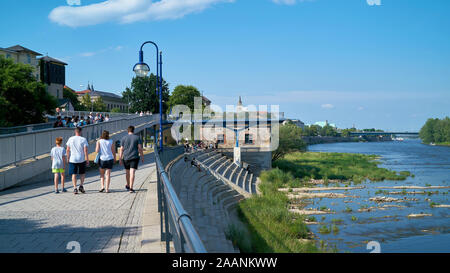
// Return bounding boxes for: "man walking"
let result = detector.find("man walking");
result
[119,126,144,193]
[66,127,89,194]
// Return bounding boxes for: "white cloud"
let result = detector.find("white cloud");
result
[49,0,234,27]
[272,0,313,5]
[357,106,364,111]
[79,46,123,57]
[67,0,81,6]
[321,103,335,109]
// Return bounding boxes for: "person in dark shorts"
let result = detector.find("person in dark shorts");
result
[96,130,116,193]
[119,126,144,193]
[66,127,89,194]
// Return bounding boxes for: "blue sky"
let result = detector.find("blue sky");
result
[1,0,449,131]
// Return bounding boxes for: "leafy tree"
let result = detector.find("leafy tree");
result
[272,123,306,162]
[63,87,85,111]
[80,93,93,111]
[111,107,123,113]
[320,125,339,137]
[420,117,450,144]
[0,55,57,126]
[122,74,169,114]
[93,96,107,112]
[167,85,203,114]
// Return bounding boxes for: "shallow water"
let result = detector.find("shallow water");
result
[306,139,450,253]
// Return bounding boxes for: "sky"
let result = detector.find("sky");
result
[1,0,449,131]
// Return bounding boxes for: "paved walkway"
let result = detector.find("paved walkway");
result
[0,153,161,253]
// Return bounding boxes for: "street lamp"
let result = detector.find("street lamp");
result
[133,41,164,152]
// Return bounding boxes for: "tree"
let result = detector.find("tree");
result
[420,117,450,144]
[63,87,85,111]
[0,55,57,127]
[80,93,93,111]
[272,123,306,162]
[111,107,123,113]
[122,74,170,114]
[167,85,203,114]
[93,97,107,112]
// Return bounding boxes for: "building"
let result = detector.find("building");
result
[314,120,337,128]
[1,45,68,101]
[39,56,67,99]
[282,119,305,130]
[0,45,42,81]
[76,84,128,112]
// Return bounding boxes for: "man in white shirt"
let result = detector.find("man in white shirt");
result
[66,127,89,194]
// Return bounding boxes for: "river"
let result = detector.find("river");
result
[307,139,450,253]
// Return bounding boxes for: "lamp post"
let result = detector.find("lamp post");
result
[133,41,163,152]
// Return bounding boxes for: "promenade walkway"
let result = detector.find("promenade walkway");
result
[0,152,162,253]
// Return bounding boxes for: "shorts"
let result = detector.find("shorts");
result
[99,159,114,170]
[69,162,86,175]
[124,158,140,170]
[52,168,65,174]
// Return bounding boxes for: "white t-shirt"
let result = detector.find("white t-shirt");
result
[51,146,66,169]
[66,136,89,163]
[98,139,114,161]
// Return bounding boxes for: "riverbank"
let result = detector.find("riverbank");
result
[233,151,410,253]
[302,136,392,145]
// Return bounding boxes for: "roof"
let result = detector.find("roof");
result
[76,89,122,99]
[5,45,42,56]
[0,47,17,54]
[40,56,67,65]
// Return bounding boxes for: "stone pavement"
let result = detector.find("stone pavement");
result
[0,153,161,253]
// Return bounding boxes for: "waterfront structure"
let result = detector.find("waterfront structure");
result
[76,84,128,112]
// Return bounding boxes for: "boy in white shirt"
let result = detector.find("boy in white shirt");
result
[51,137,66,194]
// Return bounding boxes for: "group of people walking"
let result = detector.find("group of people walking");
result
[50,126,144,194]
[53,113,110,128]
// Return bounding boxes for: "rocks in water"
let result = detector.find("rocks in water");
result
[408,213,433,218]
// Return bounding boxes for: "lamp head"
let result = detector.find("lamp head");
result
[133,50,150,77]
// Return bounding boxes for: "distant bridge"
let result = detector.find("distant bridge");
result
[349,132,419,136]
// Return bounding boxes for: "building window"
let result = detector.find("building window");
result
[6,54,11,59]
[27,54,31,64]
[245,134,253,144]
[57,89,60,98]
[217,134,225,144]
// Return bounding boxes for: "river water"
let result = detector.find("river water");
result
[307,139,450,253]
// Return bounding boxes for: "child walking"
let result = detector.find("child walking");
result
[51,137,67,193]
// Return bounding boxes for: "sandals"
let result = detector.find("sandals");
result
[99,188,105,193]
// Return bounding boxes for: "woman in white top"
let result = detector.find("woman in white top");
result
[96,130,116,193]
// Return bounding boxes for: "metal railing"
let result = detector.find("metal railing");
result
[0,115,157,168]
[0,112,139,135]
[155,148,207,253]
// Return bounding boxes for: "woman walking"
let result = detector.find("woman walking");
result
[96,130,116,193]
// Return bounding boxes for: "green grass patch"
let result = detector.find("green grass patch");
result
[273,152,409,183]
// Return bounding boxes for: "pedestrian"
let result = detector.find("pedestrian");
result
[96,130,116,193]
[53,116,63,128]
[66,127,89,194]
[119,126,144,193]
[104,114,110,122]
[51,137,66,193]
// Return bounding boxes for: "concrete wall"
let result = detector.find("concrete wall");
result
[217,148,272,175]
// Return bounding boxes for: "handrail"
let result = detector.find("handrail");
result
[0,115,157,168]
[154,148,207,253]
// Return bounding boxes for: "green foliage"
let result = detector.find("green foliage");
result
[80,93,92,110]
[110,107,123,113]
[272,123,307,161]
[92,96,107,112]
[236,169,318,253]
[419,117,450,145]
[167,85,203,114]
[0,55,57,126]
[273,152,409,184]
[63,87,85,111]
[122,74,170,113]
